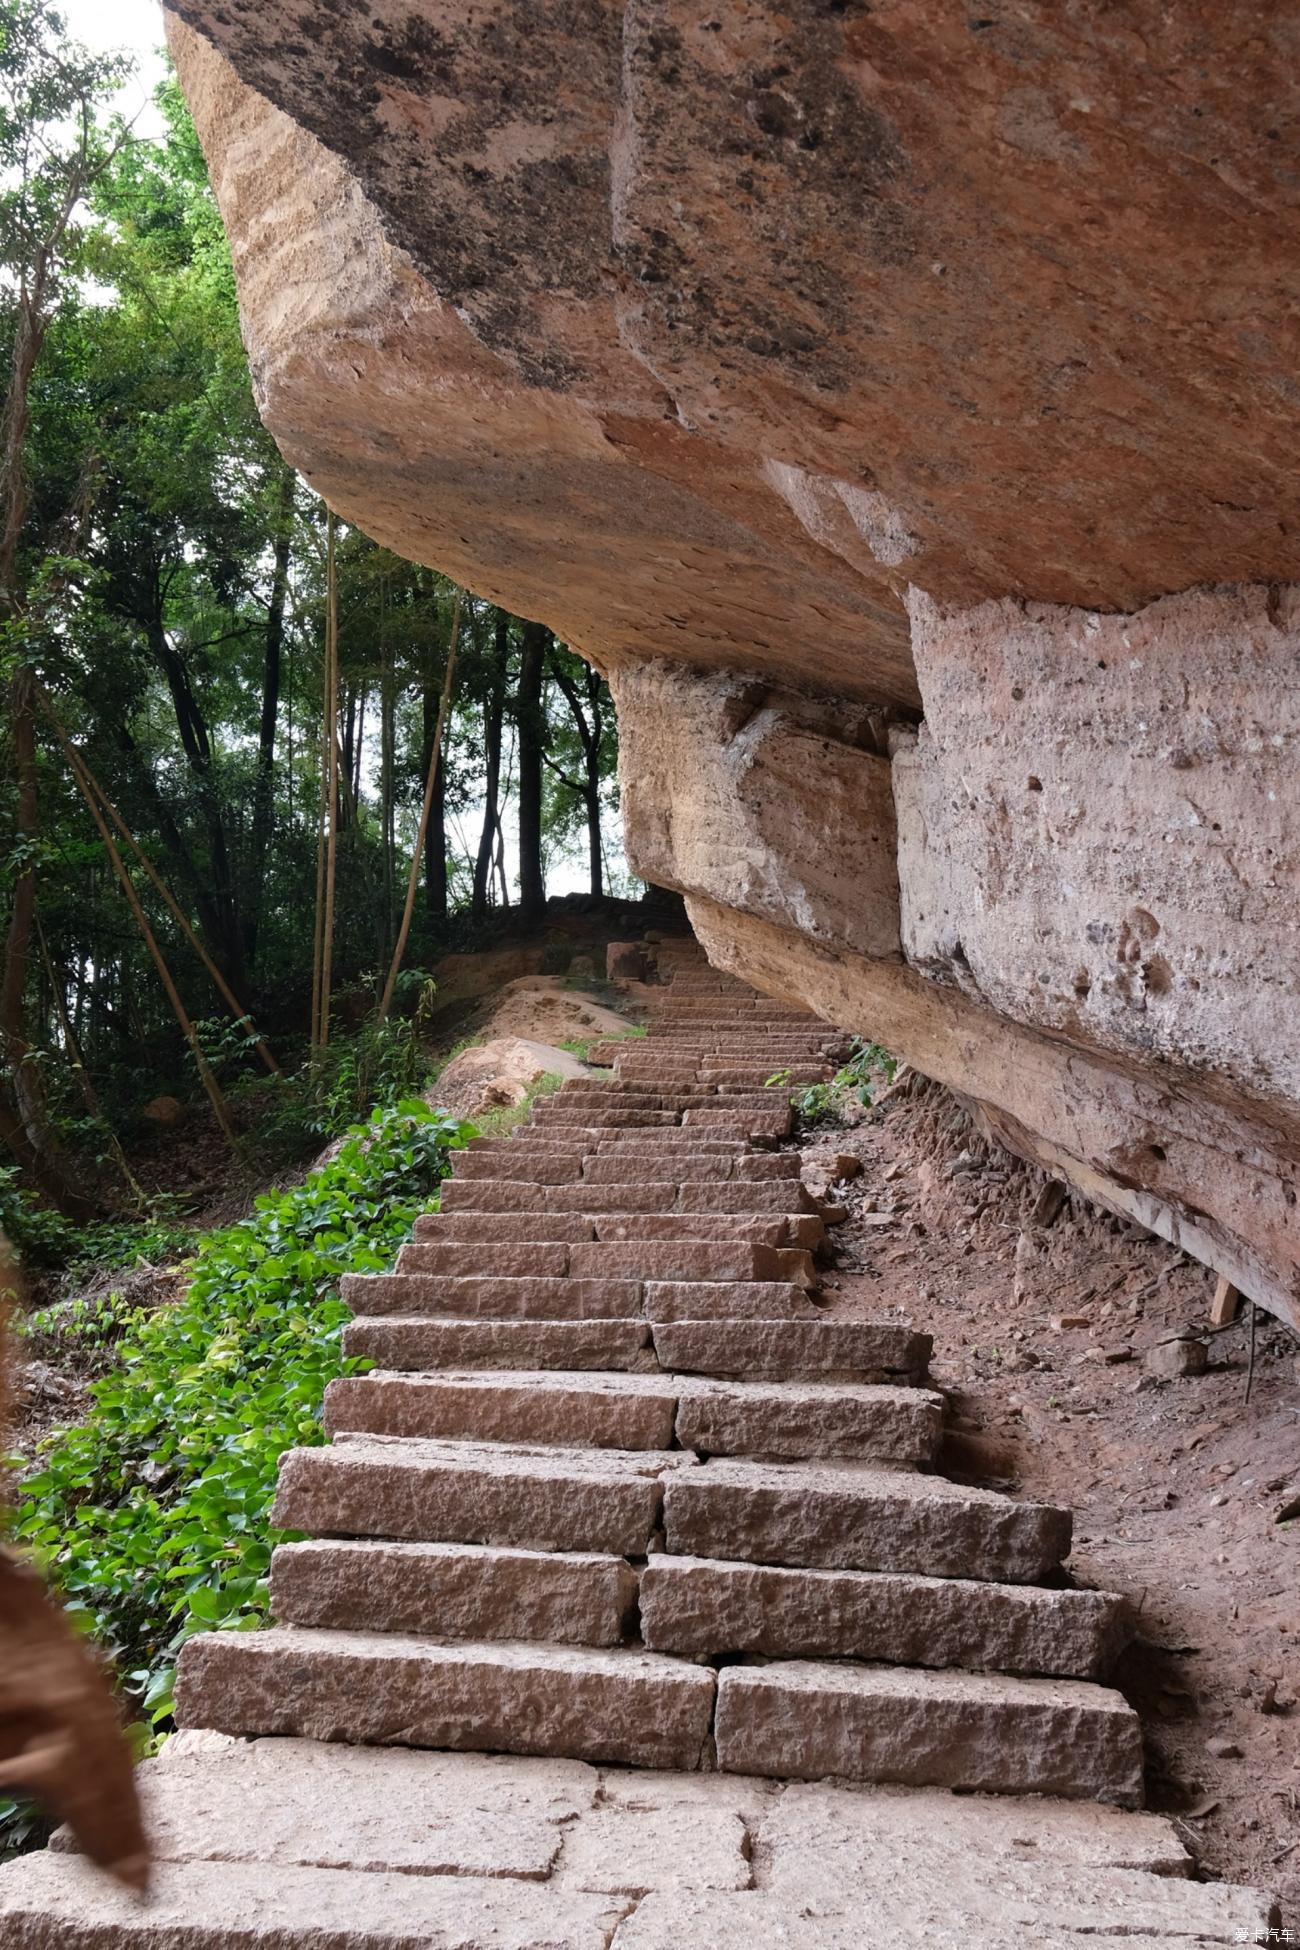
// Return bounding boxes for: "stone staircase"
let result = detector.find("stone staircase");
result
[0,934,1278,1945]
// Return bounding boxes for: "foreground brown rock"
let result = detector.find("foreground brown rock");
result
[163,4,1300,1325]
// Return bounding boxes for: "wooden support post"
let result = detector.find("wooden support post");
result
[1210,1275,1242,1326]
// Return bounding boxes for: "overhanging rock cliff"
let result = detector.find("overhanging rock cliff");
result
[163,4,1300,1329]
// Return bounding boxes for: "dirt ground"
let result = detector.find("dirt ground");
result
[817,1077,1300,1921]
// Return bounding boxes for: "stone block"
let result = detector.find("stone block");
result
[714,1661,1144,1804]
[674,1379,943,1462]
[325,1370,679,1449]
[177,1630,718,1772]
[639,1554,1129,1676]
[342,1317,652,1372]
[270,1538,637,1643]
[651,1318,929,1381]
[271,1438,683,1555]
[661,1458,1070,1581]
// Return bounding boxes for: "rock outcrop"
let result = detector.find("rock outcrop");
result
[163,4,1300,1328]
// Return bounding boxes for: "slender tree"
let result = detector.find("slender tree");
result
[516,621,547,922]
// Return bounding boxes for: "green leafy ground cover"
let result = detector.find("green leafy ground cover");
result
[4,1098,473,1804]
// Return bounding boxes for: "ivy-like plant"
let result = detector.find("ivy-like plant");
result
[6,1099,472,1771]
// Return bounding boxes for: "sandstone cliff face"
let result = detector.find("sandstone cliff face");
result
[164,6,1300,1328]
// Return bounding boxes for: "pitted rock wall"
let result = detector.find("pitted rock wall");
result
[164,8,1300,1327]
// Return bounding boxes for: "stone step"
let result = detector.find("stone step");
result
[660,1459,1070,1582]
[413,1212,597,1243]
[452,1150,584,1182]
[595,1213,814,1249]
[271,1437,694,1554]
[340,1272,644,1319]
[713,1661,1144,1804]
[579,1152,791,1184]
[644,1280,821,1322]
[639,1555,1129,1677]
[395,1238,813,1284]
[0,1854,628,1950]
[673,1377,943,1461]
[176,1630,717,1772]
[323,1371,941,1462]
[343,1315,653,1372]
[531,1105,683,1128]
[441,1179,814,1215]
[651,1317,928,1380]
[270,1538,638,1644]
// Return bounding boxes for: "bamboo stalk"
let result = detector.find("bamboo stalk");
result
[318,510,340,1048]
[39,700,279,1074]
[378,585,463,1024]
[62,747,240,1149]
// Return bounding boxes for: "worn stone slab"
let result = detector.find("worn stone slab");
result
[270,1538,637,1643]
[582,1151,731,1182]
[652,1318,929,1381]
[639,1555,1129,1677]
[673,1181,814,1213]
[395,1242,570,1278]
[644,1280,821,1322]
[272,1437,687,1554]
[340,1272,644,1320]
[715,1661,1143,1804]
[325,1370,679,1449]
[413,1213,597,1244]
[120,1735,596,1879]
[0,1853,627,1948]
[594,1215,790,1248]
[177,1630,718,1772]
[662,1459,1071,1581]
[761,1822,1275,1941]
[755,1779,1193,1883]
[568,1241,805,1284]
[609,1889,1263,1950]
[343,1316,652,1371]
[675,1379,943,1462]
[555,1799,750,1896]
[452,1151,583,1182]
[444,1177,682,1209]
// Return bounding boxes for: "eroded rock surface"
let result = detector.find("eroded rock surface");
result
[164,6,1300,1324]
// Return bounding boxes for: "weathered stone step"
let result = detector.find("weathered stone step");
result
[412,1210,814,1250]
[323,1371,941,1462]
[674,1377,943,1461]
[531,1105,683,1127]
[440,1178,814,1215]
[651,1317,928,1380]
[452,1150,584,1182]
[395,1238,813,1284]
[639,1555,1129,1677]
[580,1152,800,1184]
[413,1212,598,1243]
[272,1437,694,1554]
[661,1459,1070,1582]
[270,1538,637,1644]
[0,1854,627,1950]
[177,1630,717,1771]
[341,1272,644,1319]
[713,1661,1144,1804]
[325,1370,681,1449]
[343,1315,653,1373]
[644,1280,821,1322]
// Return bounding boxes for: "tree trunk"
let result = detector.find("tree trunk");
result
[516,622,547,922]
[246,468,294,969]
[422,603,450,929]
[472,609,509,920]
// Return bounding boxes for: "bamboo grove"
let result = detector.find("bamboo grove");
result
[0,3,625,1213]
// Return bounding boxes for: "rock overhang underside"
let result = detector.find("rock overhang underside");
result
[164,1,1300,1330]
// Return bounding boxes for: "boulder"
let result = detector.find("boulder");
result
[430,1038,589,1122]
[163,8,1300,1331]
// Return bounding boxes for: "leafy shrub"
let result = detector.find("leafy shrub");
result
[767,1038,897,1125]
[7,1099,473,1745]
[244,1000,439,1161]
